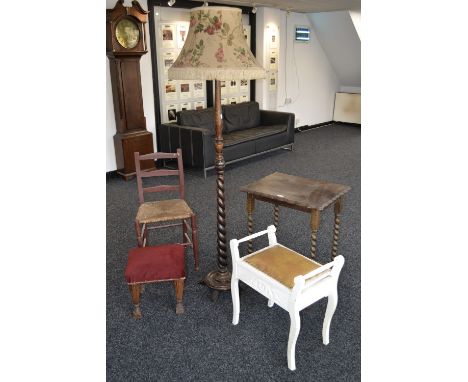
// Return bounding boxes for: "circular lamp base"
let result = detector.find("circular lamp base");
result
[203,270,231,291]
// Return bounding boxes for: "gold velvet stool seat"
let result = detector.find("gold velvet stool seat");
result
[230,225,345,371]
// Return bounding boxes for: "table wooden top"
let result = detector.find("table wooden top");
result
[240,172,351,211]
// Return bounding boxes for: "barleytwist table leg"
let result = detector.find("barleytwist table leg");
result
[274,204,279,229]
[247,194,255,253]
[310,210,320,258]
[331,198,342,259]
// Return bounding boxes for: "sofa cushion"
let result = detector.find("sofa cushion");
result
[223,124,287,147]
[222,101,260,133]
[177,108,216,135]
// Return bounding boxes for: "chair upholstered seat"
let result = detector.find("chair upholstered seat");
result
[125,244,186,284]
[244,245,322,289]
[136,199,193,224]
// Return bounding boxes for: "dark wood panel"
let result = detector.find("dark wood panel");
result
[120,58,146,130]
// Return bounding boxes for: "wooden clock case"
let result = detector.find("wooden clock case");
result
[107,0,155,179]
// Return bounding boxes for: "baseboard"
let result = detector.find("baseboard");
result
[334,121,361,127]
[295,121,335,132]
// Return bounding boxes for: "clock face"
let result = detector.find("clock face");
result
[115,18,140,49]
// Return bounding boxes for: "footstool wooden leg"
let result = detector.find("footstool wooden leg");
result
[174,279,185,315]
[129,284,142,319]
[247,194,255,254]
[310,210,320,258]
[331,198,342,259]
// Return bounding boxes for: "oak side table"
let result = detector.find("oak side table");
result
[240,172,351,259]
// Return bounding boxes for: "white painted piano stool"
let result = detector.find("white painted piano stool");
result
[230,225,345,371]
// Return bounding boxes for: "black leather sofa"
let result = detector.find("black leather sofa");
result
[159,101,295,177]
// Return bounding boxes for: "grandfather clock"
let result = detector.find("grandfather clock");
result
[107,0,155,179]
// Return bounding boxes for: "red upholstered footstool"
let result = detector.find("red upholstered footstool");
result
[125,244,186,319]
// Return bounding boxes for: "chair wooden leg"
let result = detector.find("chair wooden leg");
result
[231,276,240,325]
[135,221,143,247]
[174,279,185,315]
[191,214,199,271]
[287,310,301,371]
[142,224,148,247]
[322,290,338,345]
[129,284,142,319]
[182,219,188,244]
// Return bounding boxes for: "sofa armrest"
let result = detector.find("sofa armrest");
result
[160,122,212,136]
[159,123,213,168]
[260,110,295,142]
[260,110,295,127]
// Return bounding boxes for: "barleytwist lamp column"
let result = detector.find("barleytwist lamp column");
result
[168,6,266,300]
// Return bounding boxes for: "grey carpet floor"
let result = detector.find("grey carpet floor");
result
[106,123,361,381]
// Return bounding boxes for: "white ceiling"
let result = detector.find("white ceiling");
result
[191,0,360,13]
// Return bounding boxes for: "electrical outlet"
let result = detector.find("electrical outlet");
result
[285,98,292,104]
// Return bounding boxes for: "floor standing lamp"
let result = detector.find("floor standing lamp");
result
[168,6,266,299]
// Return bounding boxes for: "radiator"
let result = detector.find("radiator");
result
[333,92,361,124]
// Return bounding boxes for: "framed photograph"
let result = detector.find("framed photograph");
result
[177,22,189,48]
[269,72,277,91]
[161,24,176,49]
[162,51,176,73]
[229,80,238,93]
[239,79,248,92]
[229,96,238,105]
[220,80,227,95]
[180,82,191,99]
[221,97,228,105]
[240,95,249,103]
[194,101,205,110]
[243,25,251,48]
[180,102,192,111]
[269,31,278,49]
[269,49,278,70]
[193,81,205,98]
[166,103,178,122]
[165,80,177,100]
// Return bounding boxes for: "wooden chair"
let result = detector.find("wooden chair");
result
[230,225,345,371]
[134,149,199,270]
[125,244,186,319]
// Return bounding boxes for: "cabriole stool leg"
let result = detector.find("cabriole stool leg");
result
[287,309,301,371]
[322,290,338,345]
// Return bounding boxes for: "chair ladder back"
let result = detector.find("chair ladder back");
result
[134,149,186,204]
[176,149,185,200]
[134,152,145,204]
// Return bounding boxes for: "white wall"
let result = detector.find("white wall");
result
[350,10,361,40]
[308,11,361,90]
[255,8,341,126]
[106,0,156,172]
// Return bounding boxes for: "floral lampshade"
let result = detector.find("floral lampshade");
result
[168,6,266,81]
